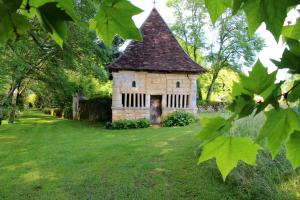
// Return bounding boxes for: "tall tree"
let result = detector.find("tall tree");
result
[0,0,123,123]
[167,0,264,102]
[205,12,264,102]
[167,0,206,100]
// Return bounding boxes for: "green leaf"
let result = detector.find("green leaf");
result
[228,94,255,118]
[0,0,29,44]
[24,0,78,47]
[258,108,300,157]
[90,0,143,46]
[2,0,22,12]
[242,0,263,36]
[272,49,300,74]
[29,0,78,21]
[240,60,277,99]
[286,39,300,56]
[282,18,300,41]
[229,60,278,118]
[37,2,73,47]
[232,0,244,15]
[197,117,230,145]
[242,0,296,40]
[204,0,232,24]
[198,136,261,181]
[287,82,300,102]
[286,131,300,169]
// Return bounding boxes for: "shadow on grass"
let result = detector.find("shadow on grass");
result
[0,110,298,199]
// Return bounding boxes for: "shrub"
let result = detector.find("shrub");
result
[136,118,151,128]
[106,118,151,130]
[43,108,65,118]
[162,111,194,127]
[43,108,52,115]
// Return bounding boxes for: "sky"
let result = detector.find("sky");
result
[127,0,299,81]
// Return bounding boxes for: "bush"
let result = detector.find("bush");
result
[43,108,65,118]
[43,108,52,115]
[136,118,151,128]
[162,111,194,127]
[106,118,151,130]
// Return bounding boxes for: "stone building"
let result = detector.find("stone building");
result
[108,8,206,124]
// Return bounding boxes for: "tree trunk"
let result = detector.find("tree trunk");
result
[193,47,197,63]
[8,88,19,124]
[197,79,203,101]
[206,70,219,103]
[198,88,203,101]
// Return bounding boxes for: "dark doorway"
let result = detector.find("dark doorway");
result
[150,95,162,124]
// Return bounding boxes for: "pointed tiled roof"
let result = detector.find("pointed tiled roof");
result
[108,8,206,74]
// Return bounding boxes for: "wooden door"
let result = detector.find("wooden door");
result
[150,95,162,124]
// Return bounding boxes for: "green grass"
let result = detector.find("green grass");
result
[0,111,298,199]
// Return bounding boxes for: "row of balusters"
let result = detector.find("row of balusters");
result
[121,93,190,109]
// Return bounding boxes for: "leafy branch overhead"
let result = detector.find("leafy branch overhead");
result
[90,0,143,46]
[205,0,299,41]
[198,0,300,181]
[0,0,142,47]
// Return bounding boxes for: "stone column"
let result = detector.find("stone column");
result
[112,72,123,108]
[185,95,188,108]
[189,75,198,112]
[72,94,79,120]
[162,94,167,109]
[146,94,150,108]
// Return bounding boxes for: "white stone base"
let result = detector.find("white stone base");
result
[112,107,197,122]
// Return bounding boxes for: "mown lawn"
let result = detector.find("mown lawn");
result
[0,111,298,199]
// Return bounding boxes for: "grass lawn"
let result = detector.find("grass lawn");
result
[0,111,298,199]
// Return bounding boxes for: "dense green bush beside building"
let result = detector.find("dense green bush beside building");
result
[106,118,151,130]
[162,111,194,127]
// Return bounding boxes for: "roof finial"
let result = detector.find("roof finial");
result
[153,0,156,7]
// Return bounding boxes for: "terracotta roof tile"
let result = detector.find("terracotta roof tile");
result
[108,8,206,74]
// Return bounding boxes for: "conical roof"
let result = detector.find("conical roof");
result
[108,8,206,74]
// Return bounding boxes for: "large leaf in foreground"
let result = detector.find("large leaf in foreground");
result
[198,136,261,181]
[197,117,230,145]
[90,0,143,45]
[239,60,277,99]
[258,108,300,157]
[0,0,29,44]
[37,2,73,47]
[282,18,300,41]
[204,0,232,24]
[286,131,300,169]
[204,0,298,40]
[287,81,300,102]
[242,0,290,40]
[272,49,300,74]
[229,60,278,118]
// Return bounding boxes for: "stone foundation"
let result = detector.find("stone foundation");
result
[112,107,197,122]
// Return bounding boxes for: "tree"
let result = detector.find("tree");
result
[205,12,264,102]
[198,67,239,102]
[167,0,206,100]
[0,0,124,123]
[197,0,300,181]
[167,0,264,102]
[0,0,142,47]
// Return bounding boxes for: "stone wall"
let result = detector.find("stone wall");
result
[111,70,198,122]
